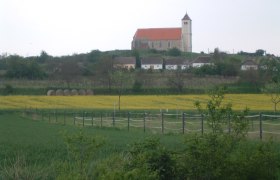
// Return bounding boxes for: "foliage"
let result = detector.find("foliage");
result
[58,130,104,178]
[167,47,181,56]
[5,56,46,79]
[195,86,249,135]
[132,80,143,93]
[3,84,14,95]
[262,82,280,112]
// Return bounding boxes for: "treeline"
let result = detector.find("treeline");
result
[0,49,279,95]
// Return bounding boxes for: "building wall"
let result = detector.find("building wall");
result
[148,40,181,51]
[181,19,192,52]
[141,64,163,70]
[166,65,178,70]
[241,65,258,71]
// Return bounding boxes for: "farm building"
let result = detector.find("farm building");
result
[165,58,190,70]
[141,57,163,70]
[113,57,136,69]
[241,60,258,71]
[192,56,213,68]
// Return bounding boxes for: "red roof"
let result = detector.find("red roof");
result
[134,28,181,41]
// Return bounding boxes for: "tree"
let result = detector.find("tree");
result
[167,70,185,93]
[263,82,280,112]
[112,70,132,111]
[167,47,181,56]
[94,56,114,91]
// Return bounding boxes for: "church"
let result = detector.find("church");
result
[131,12,192,52]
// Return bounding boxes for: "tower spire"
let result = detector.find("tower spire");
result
[182,11,191,20]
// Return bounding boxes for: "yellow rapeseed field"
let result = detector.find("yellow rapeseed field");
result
[0,94,275,111]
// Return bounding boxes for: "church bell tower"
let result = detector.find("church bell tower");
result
[181,12,192,52]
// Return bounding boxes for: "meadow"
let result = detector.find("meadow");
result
[0,94,276,111]
[0,112,184,178]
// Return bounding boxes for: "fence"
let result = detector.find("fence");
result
[22,108,280,140]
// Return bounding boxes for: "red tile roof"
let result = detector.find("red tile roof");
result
[134,28,181,41]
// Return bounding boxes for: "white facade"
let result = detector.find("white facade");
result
[241,65,258,71]
[166,65,178,70]
[141,64,163,70]
[192,62,212,68]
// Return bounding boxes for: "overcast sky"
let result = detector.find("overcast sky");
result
[0,0,279,56]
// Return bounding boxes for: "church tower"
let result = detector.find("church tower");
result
[181,12,192,52]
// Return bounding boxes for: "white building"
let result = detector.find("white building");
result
[165,58,190,70]
[241,60,258,71]
[192,56,213,68]
[141,57,163,70]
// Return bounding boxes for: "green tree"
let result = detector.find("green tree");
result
[167,47,181,56]
[263,82,280,112]
[112,70,132,111]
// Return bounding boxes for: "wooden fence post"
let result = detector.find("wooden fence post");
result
[182,113,186,134]
[41,110,44,121]
[73,112,76,125]
[201,114,204,135]
[228,114,231,134]
[83,111,85,127]
[100,112,103,128]
[48,110,51,123]
[63,110,66,125]
[260,113,263,140]
[161,112,164,134]
[127,112,130,131]
[144,112,146,133]
[91,111,94,127]
[55,109,57,123]
[113,112,115,127]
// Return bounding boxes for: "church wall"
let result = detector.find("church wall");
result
[147,40,181,51]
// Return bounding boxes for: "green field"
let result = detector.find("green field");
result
[0,112,184,178]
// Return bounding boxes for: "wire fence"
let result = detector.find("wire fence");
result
[22,108,280,140]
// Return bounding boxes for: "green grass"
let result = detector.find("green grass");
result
[0,112,184,173]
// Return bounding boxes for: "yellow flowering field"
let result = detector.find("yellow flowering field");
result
[0,94,275,111]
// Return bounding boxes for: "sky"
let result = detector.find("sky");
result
[0,0,279,57]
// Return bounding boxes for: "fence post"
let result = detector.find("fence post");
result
[73,112,76,125]
[113,112,115,127]
[48,110,51,123]
[55,109,57,123]
[127,112,130,131]
[201,114,204,135]
[161,112,164,134]
[144,112,146,133]
[41,110,44,121]
[63,110,66,125]
[83,111,85,127]
[182,113,186,134]
[100,112,103,128]
[91,111,94,127]
[228,114,231,134]
[259,113,263,140]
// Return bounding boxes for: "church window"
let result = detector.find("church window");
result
[184,22,188,25]
[168,42,171,48]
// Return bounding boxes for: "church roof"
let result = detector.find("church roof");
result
[182,12,191,20]
[133,28,181,41]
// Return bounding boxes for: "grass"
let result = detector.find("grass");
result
[0,112,184,177]
[0,94,277,111]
